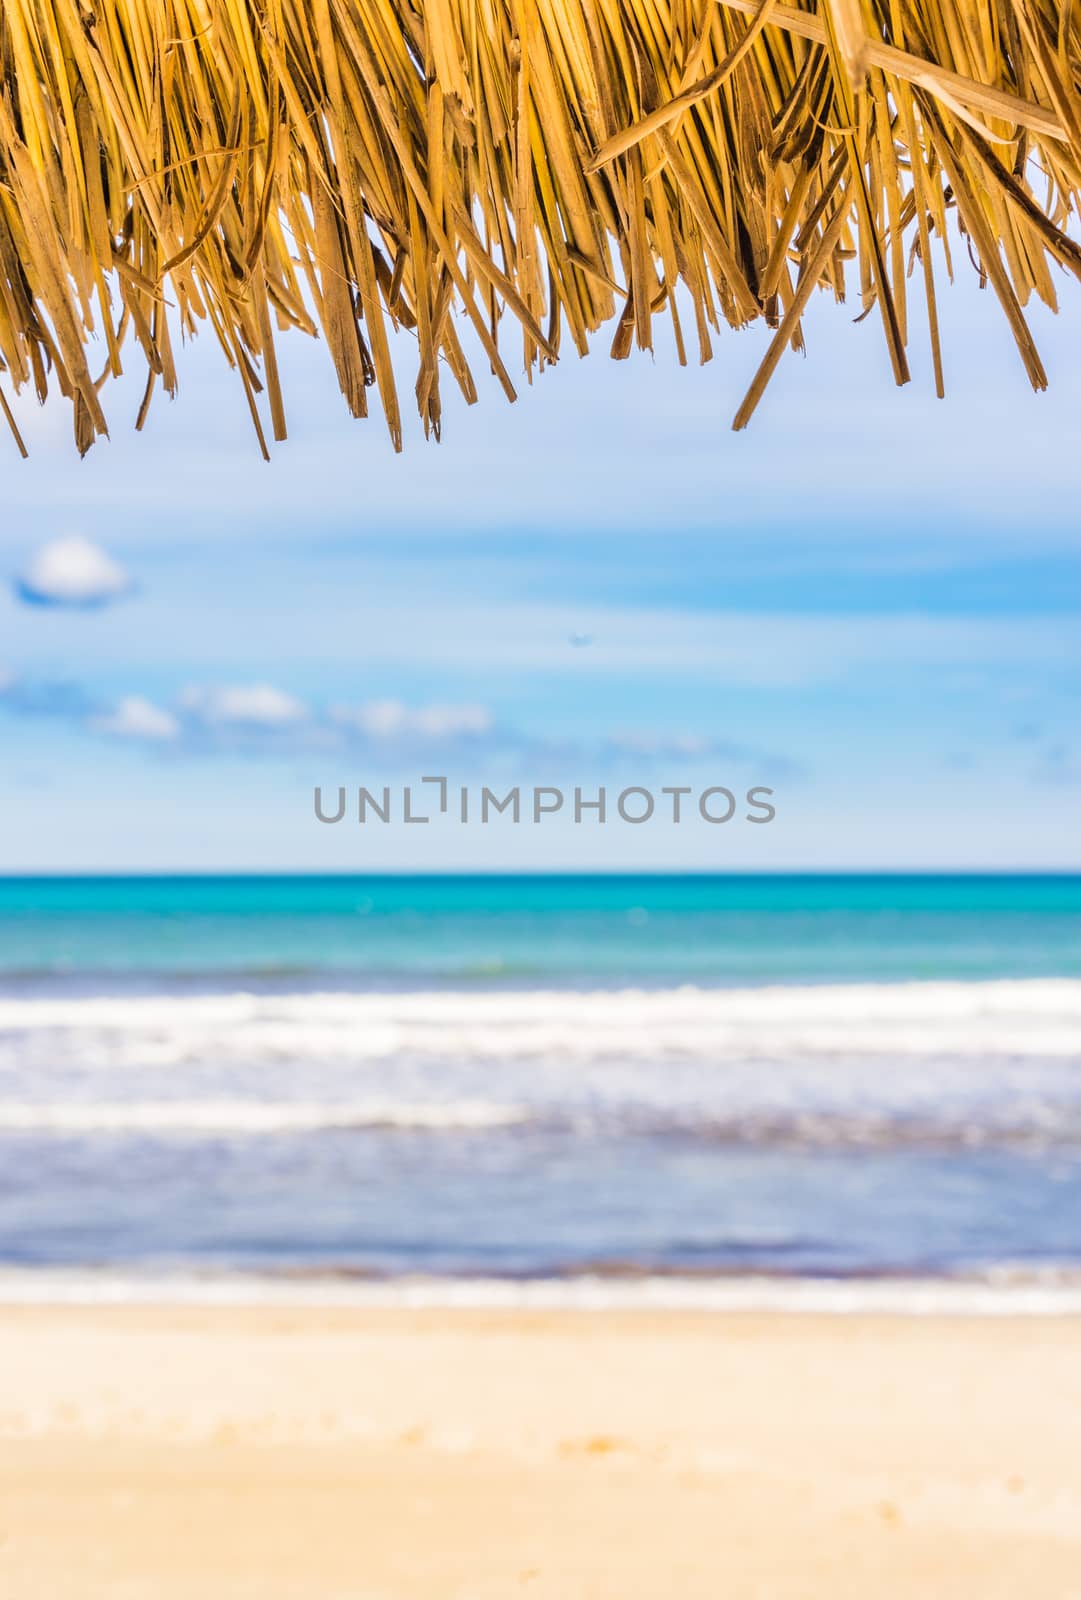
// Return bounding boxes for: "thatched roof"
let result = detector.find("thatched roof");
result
[1,0,1079,456]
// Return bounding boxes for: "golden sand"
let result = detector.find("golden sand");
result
[3,1305,1081,1598]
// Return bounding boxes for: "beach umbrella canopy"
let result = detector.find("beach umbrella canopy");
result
[1,0,1079,455]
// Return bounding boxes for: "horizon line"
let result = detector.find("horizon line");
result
[2,868,1080,881]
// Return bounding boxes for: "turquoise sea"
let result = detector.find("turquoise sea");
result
[1,874,1080,1300]
[4,872,1081,983]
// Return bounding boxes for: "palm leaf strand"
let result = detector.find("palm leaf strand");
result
[0,0,1079,454]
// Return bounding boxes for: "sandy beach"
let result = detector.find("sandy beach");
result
[3,1305,1081,1598]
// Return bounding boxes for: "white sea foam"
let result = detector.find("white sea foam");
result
[0,979,1078,1068]
[0,1097,1076,1148]
[1,1268,1081,1316]
[2,979,1078,1152]
[0,1100,529,1134]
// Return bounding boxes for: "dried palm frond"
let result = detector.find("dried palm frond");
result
[1,0,1080,456]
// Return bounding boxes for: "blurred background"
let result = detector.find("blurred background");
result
[0,271,1079,1305]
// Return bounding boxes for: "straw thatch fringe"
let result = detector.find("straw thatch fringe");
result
[1,0,1080,455]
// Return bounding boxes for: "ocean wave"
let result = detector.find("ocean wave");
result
[2,1266,1081,1314]
[1,1097,1079,1150]
[0,979,1079,1067]
[0,1099,529,1134]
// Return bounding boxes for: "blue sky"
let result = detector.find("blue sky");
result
[1,268,1079,871]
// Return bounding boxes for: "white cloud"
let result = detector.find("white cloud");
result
[608,731,713,758]
[93,696,180,741]
[15,535,133,608]
[333,699,494,739]
[603,728,799,773]
[180,682,308,728]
